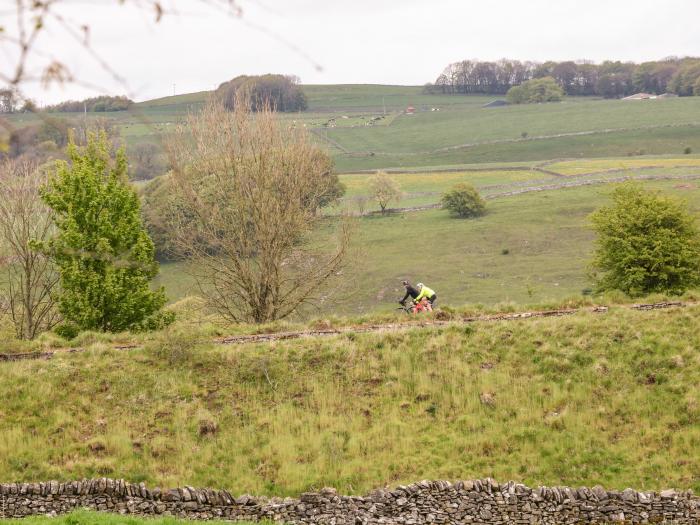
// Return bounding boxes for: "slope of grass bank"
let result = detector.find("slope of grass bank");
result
[0,304,698,495]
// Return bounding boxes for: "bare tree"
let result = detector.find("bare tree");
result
[369,172,402,214]
[354,195,369,216]
[0,159,60,339]
[128,142,164,180]
[167,99,352,323]
[0,87,20,113]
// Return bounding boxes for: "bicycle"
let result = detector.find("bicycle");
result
[397,298,432,315]
[397,301,415,314]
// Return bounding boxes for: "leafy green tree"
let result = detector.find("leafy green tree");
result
[668,61,700,96]
[506,77,563,104]
[40,131,169,332]
[590,184,700,296]
[441,183,486,218]
[505,84,526,104]
[44,95,134,113]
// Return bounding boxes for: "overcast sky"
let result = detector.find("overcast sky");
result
[6,0,700,105]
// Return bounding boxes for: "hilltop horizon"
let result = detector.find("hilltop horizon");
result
[21,53,699,108]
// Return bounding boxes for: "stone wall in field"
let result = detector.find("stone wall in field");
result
[1,478,699,524]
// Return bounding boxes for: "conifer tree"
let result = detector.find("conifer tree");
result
[41,131,168,332]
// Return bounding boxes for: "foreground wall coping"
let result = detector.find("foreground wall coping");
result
[1,478,698,523]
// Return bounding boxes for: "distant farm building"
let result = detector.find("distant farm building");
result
[623,92,678,100]
[622,93,655,100]
[483,100,509,108]
[405,106,416,115]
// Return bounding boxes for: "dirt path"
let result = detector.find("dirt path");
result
[216,301,687,345]
[0,344,140,363]
[1,301,692,362]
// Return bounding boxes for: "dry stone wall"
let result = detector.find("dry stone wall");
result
[1,478,699,524]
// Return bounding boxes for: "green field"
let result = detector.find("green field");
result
[546,156,700,175]
[327,97,700,153]
[338,157,700,208]
[153,171,700,315]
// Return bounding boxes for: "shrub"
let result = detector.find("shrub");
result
[441,183,486,218]
[684,146,692,154]
[147,327,200,366]
[506,77,564,104]
[54,322,80,340]
[128,142,166,181]
[590,184,700,296]
[133,310,176,332]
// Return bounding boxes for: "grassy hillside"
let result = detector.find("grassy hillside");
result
[7,85,700,172]
[326,97,700,171]
[135,91,209,110]
[302,84,483,112]
[120,87,700,171]
[331,126,700,172]
[136,84,475,113]
[1,303,698,495]
[329,98,700,154]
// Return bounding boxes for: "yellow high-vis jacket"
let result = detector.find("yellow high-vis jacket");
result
[414,285,436,302]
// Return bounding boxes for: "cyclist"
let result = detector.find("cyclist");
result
[399,280,420,306]
[414,283,437,312]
